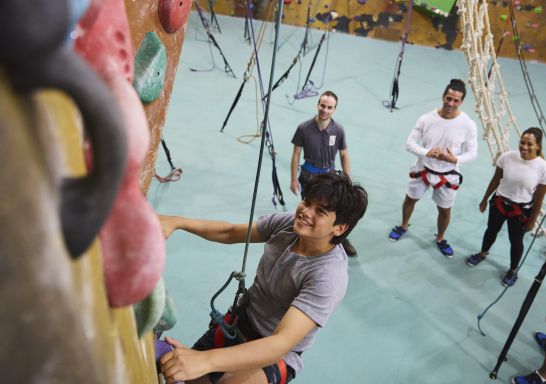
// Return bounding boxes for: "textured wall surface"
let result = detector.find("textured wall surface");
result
[208,0,546,63]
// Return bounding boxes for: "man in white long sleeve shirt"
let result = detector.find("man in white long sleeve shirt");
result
[388,79,478,258]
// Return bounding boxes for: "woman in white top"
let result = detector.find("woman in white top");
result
[466,128,546,287]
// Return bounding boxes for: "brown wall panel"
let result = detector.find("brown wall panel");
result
[208,0,546,62]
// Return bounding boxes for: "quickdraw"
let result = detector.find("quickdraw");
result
[409,167,463,190]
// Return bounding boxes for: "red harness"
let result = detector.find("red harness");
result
[493,195,531,223]
[409,167,463,190]
[213,313,288,384]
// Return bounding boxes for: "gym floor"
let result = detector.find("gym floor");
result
[150,12,546,383]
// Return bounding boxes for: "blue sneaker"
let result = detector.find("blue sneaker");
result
[466,253,486,267]
[389,226,407,242]
[436,239,454,258]
[535,332,546,351]
[502,270,518,287]
[512,372,546,384]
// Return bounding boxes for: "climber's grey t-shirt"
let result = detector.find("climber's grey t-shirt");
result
[246,212,349,373]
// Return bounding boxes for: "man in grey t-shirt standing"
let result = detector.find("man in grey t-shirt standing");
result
[158,172,368,384]
[290,90,357,256]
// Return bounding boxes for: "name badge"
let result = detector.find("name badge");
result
[329,135,336,146]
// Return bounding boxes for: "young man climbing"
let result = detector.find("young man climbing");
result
[290,90,358,257]
[388,79,478,258]
[159,172,368,384]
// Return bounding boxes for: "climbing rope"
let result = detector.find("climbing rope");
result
[192,0,236,78]
[220,0,273,132]
[209,0,286,338]
[270,0,314,94]
[506,0,546,132]
[243,0,287,208]
[383,0,414,112]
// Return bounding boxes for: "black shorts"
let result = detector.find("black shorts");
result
[192,322,296,384]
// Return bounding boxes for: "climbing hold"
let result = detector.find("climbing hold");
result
[0,0,69,61]
[523,44,535,53]
[1,0,128,258]
[100,75,165,307]
[154,340,185,383]
[74,0,134,83]
[158,0,192,34]
[134,278,166,337]
[133,31,167,104]
[153,290,178,333]
[500,14,508,21]
[357,0,367,4]
[284,0,293,4]
[534,6,542,13]
[154,339,174,365]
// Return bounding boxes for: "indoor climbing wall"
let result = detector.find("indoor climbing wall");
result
[0,0,189,381]
[125,0,192,194]
[208,0,546,63]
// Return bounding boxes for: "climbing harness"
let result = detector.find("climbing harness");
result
[211,310,290,384]
[154,138,183,183]
[209,0,286,341]
[493,195,531,223]
[409,167,463,190]
[383,0,414,112]
[192,0,236,78]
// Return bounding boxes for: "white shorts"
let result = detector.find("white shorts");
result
[406,165,460,209]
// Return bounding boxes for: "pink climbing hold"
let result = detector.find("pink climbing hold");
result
[158,0,193,34]
[99,75,165,308]
[74,0,134,83]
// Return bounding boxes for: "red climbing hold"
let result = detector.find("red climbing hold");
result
[99,75,165,307]
[158,0,192,34]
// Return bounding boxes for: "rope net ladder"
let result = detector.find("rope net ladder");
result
[457,0,521,160]
[456,0,546,235]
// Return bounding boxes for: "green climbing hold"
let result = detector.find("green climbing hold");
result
[133,277,166,337]
[534,6,542,14]
[153,289,178,333]
[500,14,508,21]
[133,31,167,104]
